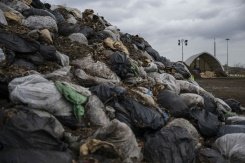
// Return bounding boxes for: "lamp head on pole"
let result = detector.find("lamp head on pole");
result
[226,38,230,41]
[185,40,188,46]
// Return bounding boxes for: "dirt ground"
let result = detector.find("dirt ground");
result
[196,78,245,106]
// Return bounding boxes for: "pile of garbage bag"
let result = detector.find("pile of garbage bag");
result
[0,1,245,163]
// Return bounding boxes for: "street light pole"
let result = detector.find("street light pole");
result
[178,39,188,62]
[226,38,230,74]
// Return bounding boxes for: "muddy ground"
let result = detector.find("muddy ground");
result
[196,78,245,106]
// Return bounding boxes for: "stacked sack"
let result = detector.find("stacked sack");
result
[0,0,245,163]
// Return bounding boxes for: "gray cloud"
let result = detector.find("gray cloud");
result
[45,0,245,66]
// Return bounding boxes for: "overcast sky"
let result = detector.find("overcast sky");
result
[45,0,245,66]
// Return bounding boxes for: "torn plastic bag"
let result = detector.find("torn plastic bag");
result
[85,95,110,127]
[144,126,196,163]
[80,139,119,160]
[180,93,204,107]
[9,74,73,116]
[217,125,245,137]
[0,149,73,163]
[115,98,167,133]
[177,80,219,114]
[39,28,53,43]
[167,118,200,146]
[0,9,7,25]
[177,79,205,94]
[225,98,244,113]
[110,52,136,79]
[198,148,228,163]
[157,89,189,117]
[148,72,180,94]
[215,98,232,113]
[226,116,245,125]
[131,88,156,107]
[172,62,191,79]
[72,55,121,82]
[190,108,221,137]
[143,62,158,73]
[60,81,91,97]
[92,119,142,163]
[0,109,68,151]
[215,133,245,163]
[45,66,72,79]
[22,8,56,20]
[55,81,88,120]
[104,37,129,55]
[90,83,126,103]
[22,15,58,32]
[75,69,120,87]
[68,33,88,45]
[56,51,69,66]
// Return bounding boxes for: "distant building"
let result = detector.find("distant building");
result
[185,52,226,77]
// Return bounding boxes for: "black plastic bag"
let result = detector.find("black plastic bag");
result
[0,109,68,151]
[144,126,196,163]
[145,46,161,61]
[90,83,126,103]
[0,30,57,61]
[224,99,243,113]
[58,22,81,36]
[110,52,135,79]
[172,62,191,79]
[217,125,245,137]
[190,108,221,137]
[31,0,45,9]
[157,90,189,118]
[115,98,166,133]
[79,26,94,38]
[0,148,73,163]
[198,148,228,163]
